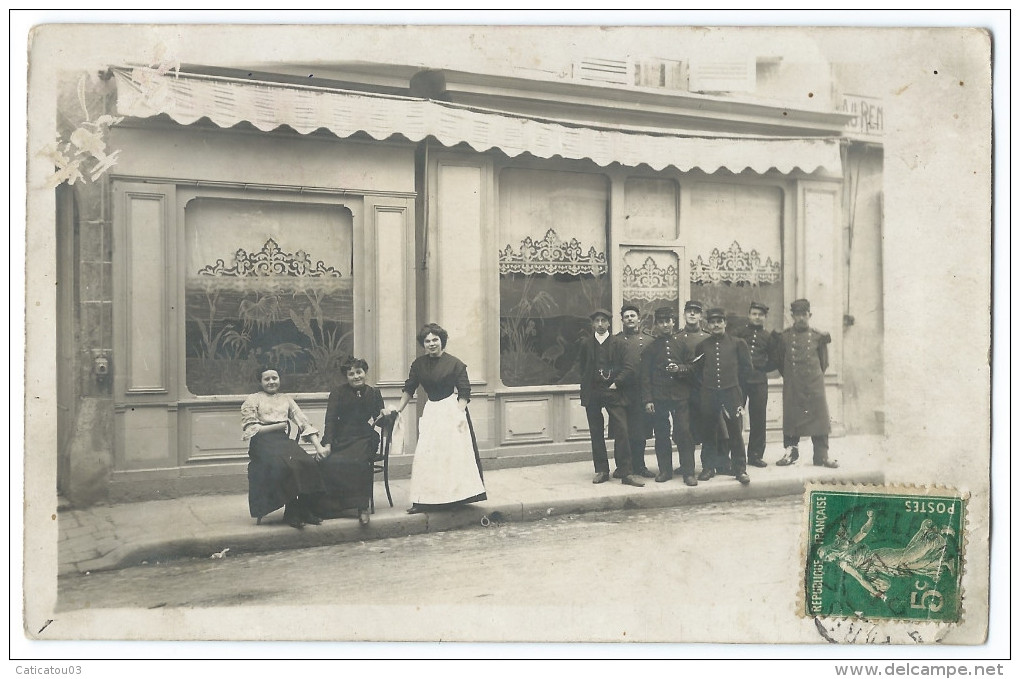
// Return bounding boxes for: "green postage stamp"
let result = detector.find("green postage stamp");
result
[803,484,967,623]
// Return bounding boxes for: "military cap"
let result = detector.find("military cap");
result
[620,303,640,316]
[705,307,727,321]
[589,308,612,320]
[749,301,770,313]
[653,306,676,321]
[684,300,704,313]
[790,299,811,314]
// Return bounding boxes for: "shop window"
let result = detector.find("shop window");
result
[184,198,354,395]
[687,183,784,331]
[498,169,611,387]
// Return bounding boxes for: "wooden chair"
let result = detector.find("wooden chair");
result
[370,413,395,513]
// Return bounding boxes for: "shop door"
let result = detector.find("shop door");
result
[618,245,688,332]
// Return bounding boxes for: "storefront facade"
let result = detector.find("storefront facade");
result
[55,61,884,504]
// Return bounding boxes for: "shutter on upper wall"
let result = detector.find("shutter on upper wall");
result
[573,58,631,85]
[688,58,756,93]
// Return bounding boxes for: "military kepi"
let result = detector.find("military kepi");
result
[653,306,675,320]
[684,300,704,312]
[706,307,726,321]
[749,301,769,313]
[790,299,811,313]
[589,308,612,320]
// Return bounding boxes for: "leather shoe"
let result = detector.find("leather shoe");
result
[776,447,799,466]
[303,512,323,526]
[593,471,610,484]
[358,509,371,526]
[406,505,424,514]
[611,469,626,479]
[654,472,672,483]
[683,475,698,487]
[636,468,656,479]
[621,475,645,487]
[748,458,768,468]
[814,459,840,468]
[697,468,715,481]
[736,472,751,485]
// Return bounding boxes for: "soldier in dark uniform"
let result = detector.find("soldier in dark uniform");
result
[675,300,710,475]
[694,307,752,485]
[773,299,839,468]
[733,301,777,467]
[640,306,698,486]
[576,308,645,487]
[615,303,656,479]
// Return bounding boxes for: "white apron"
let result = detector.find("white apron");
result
[407,394,486,505]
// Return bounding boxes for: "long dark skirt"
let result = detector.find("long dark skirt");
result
[313,432,377,518]
[247,430,325,519]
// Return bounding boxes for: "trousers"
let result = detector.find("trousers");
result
[700,387,747,473]
[586,404,633,476]
[744,382,769,462]
[650,398,696,477]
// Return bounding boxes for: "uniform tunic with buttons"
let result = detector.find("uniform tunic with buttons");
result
[774,326,832,437]
[640,332,696,403]
[733,324,776,384]
[694,333,752,411]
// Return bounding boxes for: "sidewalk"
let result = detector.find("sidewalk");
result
[58,435,888,576]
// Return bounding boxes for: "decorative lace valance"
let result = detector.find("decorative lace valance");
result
[690,241,781,286]
[499,228,608,277]
[622,257,680,302]
[197,238,343,278]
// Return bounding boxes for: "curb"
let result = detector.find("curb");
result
[70,467,884,574]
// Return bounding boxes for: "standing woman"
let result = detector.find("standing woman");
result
[393,323,487,514]
[315,357,387,526]
[242,366,327,529]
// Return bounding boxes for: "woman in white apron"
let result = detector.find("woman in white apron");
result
[392,323,486,514]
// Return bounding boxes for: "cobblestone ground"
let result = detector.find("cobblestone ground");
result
[58,497,801,621]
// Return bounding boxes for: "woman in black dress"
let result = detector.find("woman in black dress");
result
[314,357,387,526]
[242,367,327,529]
[393,323,486,514]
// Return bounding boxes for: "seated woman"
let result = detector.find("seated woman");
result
[241,366,327,529]
[314,357,386,526]
[393,323,487,514]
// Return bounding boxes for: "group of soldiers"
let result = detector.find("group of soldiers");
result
[576,298,838,488]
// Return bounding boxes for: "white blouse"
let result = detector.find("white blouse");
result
[239,391,320,442]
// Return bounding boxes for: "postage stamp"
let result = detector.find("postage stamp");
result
[803,484,967,623]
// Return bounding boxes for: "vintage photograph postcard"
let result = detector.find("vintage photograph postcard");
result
[18,16,1000,654]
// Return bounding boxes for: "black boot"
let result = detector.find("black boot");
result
[283,502,304,529]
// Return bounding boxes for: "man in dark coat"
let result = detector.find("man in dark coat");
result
[695,307,752,484]
[576,308,645,487]
[675,300,710,474]
[640,306,698,486]
[733,301,777,467]
[615,303,656,479]
[773,299,839,468]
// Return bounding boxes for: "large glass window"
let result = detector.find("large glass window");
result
[498,169,611,387]
[686,183,784,330]
[184,198,354,395]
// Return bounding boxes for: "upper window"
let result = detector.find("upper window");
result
[686,183,784,330]
[184,197,354,395]
[498,169,611,387]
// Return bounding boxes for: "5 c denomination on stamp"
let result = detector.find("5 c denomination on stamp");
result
[803,484,966,623]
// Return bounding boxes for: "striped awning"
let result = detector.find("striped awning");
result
[113,67,843,175]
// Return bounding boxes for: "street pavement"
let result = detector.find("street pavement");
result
[57,435,888,576]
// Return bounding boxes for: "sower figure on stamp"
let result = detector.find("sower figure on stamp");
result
[615,304,656,479]
[694,307,752,485]
[733,301,777,468]
[675,300,710,476]
[640,306,699,486]
[773,298,839,468]
[576,308,644,487]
